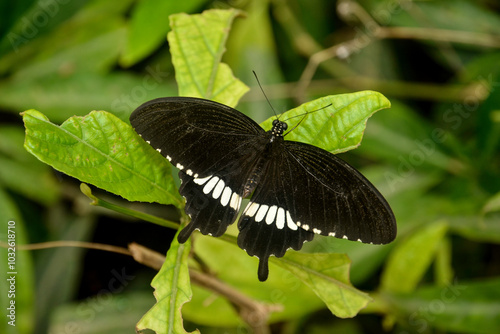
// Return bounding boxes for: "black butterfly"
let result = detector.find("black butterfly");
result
[130,97,396,281]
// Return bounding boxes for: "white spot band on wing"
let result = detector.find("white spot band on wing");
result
[220,187,232,207]
[203,176,219,194]
[212,179,225,199]
[193,175,211,186]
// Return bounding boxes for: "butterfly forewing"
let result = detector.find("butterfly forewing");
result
[130,97,265,177]
[131,97,267,242]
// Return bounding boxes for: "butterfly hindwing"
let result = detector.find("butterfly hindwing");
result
[176,136,269,243]
[282,141,396,243]
[238,139,396,281]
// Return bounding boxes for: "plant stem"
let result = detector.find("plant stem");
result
[80,183,180,230]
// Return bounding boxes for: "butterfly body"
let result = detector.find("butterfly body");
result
[130,97,396,281]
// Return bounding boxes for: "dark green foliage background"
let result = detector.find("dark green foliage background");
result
[1,0,499,333]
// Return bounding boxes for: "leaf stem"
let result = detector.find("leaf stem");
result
[80,183,180,230]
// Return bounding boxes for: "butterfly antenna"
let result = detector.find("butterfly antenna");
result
[252,71,280,119]
[284,103,332,137]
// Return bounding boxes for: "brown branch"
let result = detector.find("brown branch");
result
[279,0,500,101]
[0,240,132,256]
[376,26,500,48]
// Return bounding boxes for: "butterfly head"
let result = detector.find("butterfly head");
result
[271,119,288,139]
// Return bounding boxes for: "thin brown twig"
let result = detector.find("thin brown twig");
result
[277,0,500,102]
[376,26,500,47]
[242,77,480,103]
[0,240,132,256]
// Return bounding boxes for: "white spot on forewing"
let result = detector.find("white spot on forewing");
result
[193,175,211,185]
[301,224,309,231]
[212,179,225,199]
[176,163,184,170]
[328,232,336,237]
[255,205,269,223]
[265,205,278,225]
[312,228,322,234]
[203,176,219,194]
[146,140,151,144]
[357,238,362,242]
[220,187,232,206]
[245,202,259,217]
[342,235,348,239]
[186,169,193,176]
[286,211,297,230]
[156,148,161,153]
[276,208,285,229]
[166,155,172,161]
[230,193,241,210]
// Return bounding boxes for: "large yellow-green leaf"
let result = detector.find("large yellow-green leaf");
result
[272,251,372,318]
[381,221,449,293]
[182,235,324,327]
[136,234,197,334]
[260,91,391,154]
[22,109,182,207]
[168,9,249,107]
[121,0,208,67]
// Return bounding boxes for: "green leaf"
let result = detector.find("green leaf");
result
[0,155,60,205]
[272,251,372,318]
[449,215,500,244]
[357,100,458,173]
[0,72,176,123]
[121,0,208,67]
[260,91,391,154]
[224,0,286,123]
[136,233,198,334]
[34,214,96,332]
[0,125,60,205]
[434,237,454,286]
[1,0,132,79]
[183,234,323,327]
[386,278,500,334]
[302,235,394,286]
[381,221,449,293]
[12,27,126,81]
[482,192,500,215]
[49,292,155,334]
[22,109,182,207]
[370,0,500,36]
[168,9,249,107]
[0,189,35,334]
